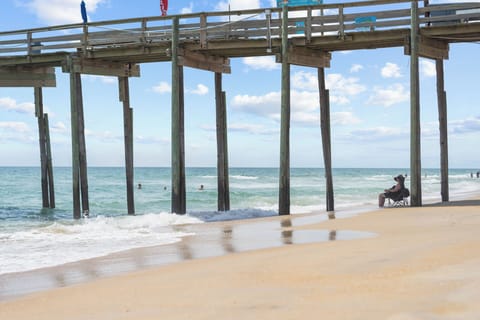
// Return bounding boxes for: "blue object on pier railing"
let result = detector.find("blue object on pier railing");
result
[355,16,376,31]
[277,0,322,7]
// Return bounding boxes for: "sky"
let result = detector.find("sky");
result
[0,0,479,168]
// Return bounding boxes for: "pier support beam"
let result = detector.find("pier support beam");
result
[171,17,186,214]
[436,59,449,202]
[318,68,334,212]
[215,72,230,211]
[69,69,89,218]
[44,114,55,208]
[410,1,422,207]
[119,77,135,215]
[279,4,290,215]
[34,87,55,208]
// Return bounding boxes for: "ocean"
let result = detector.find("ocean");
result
[1,166,479,276]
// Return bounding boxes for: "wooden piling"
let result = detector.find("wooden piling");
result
[179,65,186,214]
[318,68,334,212]
[69,70,81,219]
[436,58,449,202]
[44,113,55,208]
[279,4,291,215]
[171,17,186,214]
[76,73,90,214]
[69,69,89,217]
[215,72,230,211]
[34,87,49,208]
[410,0,422,207]
[119,76,135,215]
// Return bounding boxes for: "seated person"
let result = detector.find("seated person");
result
[378,174,407,207]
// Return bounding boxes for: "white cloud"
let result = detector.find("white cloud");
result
[350,64,364,73]
[229,123,278,135]
[332,111,361,125]
[0,121,31,133]
[0,121,34,143]
[381,62,402,78]
[51,121,68,134]
[349,126,408,141]
[291,71,366,105]
[0,97,35,114]
[231,89,360,126]
[450,116,480,134]
[215,0,261,21]
[188,84,209,95]
[181,3,194,14]
[420,59,436,77]
[83,75,116,84]
[215,0,260,11]
[243,56,279,71]
[20,0,107,25]
[152,81,171,94]
[367,84,409,107]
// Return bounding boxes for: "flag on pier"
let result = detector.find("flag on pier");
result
[80,1,88,23]
[161,0,168,16]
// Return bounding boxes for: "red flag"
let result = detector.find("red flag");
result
[160,0,168,16]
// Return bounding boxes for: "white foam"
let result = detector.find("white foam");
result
[0,213,200,275]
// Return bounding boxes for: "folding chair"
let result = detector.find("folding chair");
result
[387,188,410,207]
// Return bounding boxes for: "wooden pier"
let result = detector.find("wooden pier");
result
[1,0,480,217]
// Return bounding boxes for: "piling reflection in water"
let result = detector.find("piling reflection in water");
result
[0,213,374,301]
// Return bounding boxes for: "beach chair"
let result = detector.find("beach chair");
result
[387,188,410,207]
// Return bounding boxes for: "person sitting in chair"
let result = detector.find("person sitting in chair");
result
[378,174,407,207]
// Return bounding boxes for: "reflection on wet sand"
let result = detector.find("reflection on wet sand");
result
[0,212,374,301]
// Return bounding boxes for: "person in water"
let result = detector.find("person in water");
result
[378,174,406,207]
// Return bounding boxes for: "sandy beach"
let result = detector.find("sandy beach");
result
[1,201,480,319]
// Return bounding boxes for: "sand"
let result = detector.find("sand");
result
[1,201,480,319]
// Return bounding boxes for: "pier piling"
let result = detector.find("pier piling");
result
[215,72,230,211]
[171,17,186,214]
[410,0,422,207]
[436,59,449,202]
[69,67,89,218]
[318,68,334,212]
[279,4,291,215]
[119,76,135,215]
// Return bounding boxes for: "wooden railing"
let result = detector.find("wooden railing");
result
[1,0,480,57]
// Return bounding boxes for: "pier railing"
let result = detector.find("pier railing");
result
[1,0,480,59]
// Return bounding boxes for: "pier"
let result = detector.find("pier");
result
[1,0,479,218]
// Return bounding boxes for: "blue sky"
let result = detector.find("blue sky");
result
[1,0,479,168]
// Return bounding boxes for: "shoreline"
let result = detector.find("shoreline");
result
[0,207,371,301]
[1,199,480,319]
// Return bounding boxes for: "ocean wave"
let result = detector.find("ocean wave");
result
[231,175,258,180]
[0,213,198,275]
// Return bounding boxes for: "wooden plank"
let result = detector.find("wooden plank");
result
[0,66,56,87]
[178,49,231,74]
[69,59,140,77]
[280,46,331,68]
[404,36,449,60]
[419,36,449,60]
[436,59,449,202]
[279,5,290,216]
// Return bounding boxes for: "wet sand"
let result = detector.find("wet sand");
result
[1,202,480,319]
